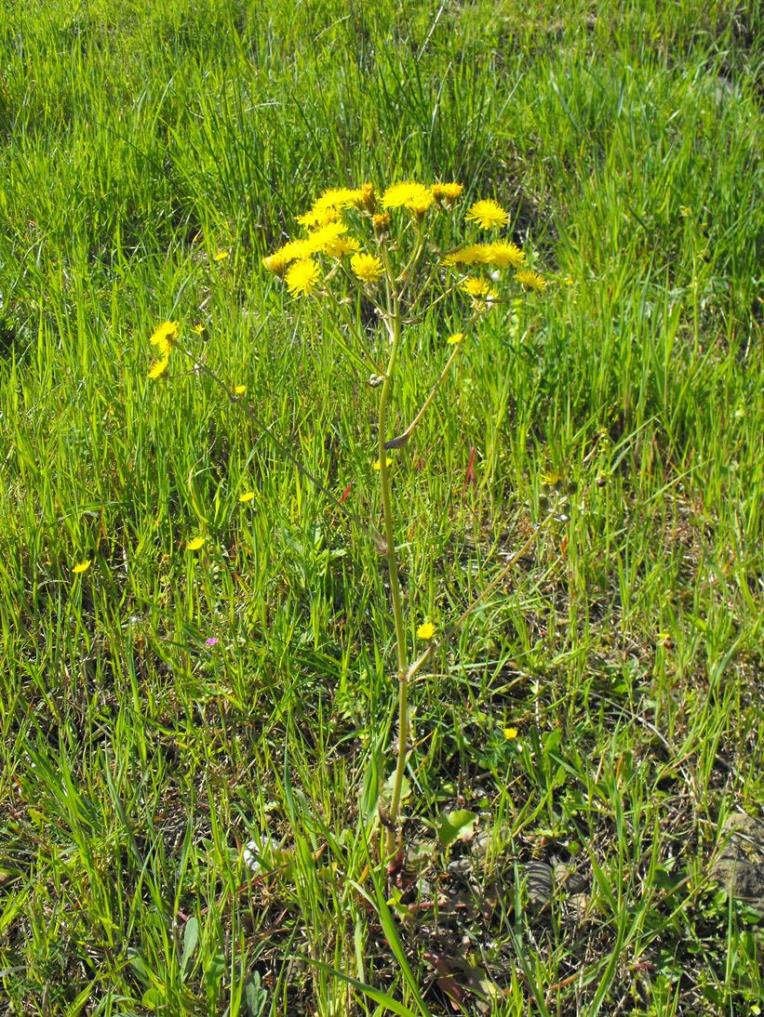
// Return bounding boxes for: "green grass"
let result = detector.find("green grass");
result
[1,1,763,1013]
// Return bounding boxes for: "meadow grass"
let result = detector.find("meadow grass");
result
[0,1,762,1014]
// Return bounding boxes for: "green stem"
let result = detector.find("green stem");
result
[377,294,409,857]
[384,341,463,451]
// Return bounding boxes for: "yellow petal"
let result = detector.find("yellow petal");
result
[233,385,246,396]
[149,321,179,348]
[447,332,464,345]
[503,727,518,740]
[416,621,436,640]
[239,491,255,503]
[148,356,169,380]
[186,536,206,551]
[72,560,91,574]
[213,250,229,261]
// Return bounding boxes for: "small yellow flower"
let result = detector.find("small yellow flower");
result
[263,237,313,274]
[72,560,91,574]
[297,187,366,228]
[281,238,314,259]
[186,536,206,551]
[481,241,524,268]
[515,269,546,292]
[149,321,179,357]
[462,277,497,299]
[503,727,518,740]
[191,322,206,335]
[432,182,463,202]
[285,258,320,297]
[262,250,293,274]
[407,190,435,217]
[447,332,465,344]
[461,277,498,311]
[148,356,170,380]
[351,252,383,284]
[324,186,366,204]
[443,242,523,268]
[213,249,229,262]
[381,181,434,214]
[233,384,246,396]
[324,235,360,258]
[296,205,340,229]
[305,221,349,255]
[416,621,436,641]
[381,181,420,207]
[150,320,179,347]
[442,245,483,267]
[373,456,392,470]
[466,199,509,230]
[372,212,391,234]
[239,491,255,503]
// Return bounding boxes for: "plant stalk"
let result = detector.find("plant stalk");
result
[377,297,409,856]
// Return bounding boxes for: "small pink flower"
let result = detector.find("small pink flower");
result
[205,637,219,647]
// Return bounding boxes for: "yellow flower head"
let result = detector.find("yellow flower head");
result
[381,181,434,215]
[263,237,313,274]
[262,251,291,275]
[149,321,179,357]
[296,205,340,229]
[503,727,518,740]
[148,356,170,380]
[462,277,496,299]
[372,212,391,234]
[305,221,349,255]
[72,560,91,574]
[286,258,320,297]
[445,242,522,268]
[186,536,206,551]
[351,252,383,284]
[481,241,524,268]
[416,621,436,641]
[233,384,246,396]
[466,199,509,230]
[515,269,546,292]
[324,235,360,258]
[447,332,464,345]
[320,186,366,208]
[442,244,485,268]
[213,249,229,262]
[407,191,435,217]
[297,187,366,228]
[462,277,498,310]
[432,182,463,203]
[373,456,392,471]
[265,223,351,276]
[239,491,255,503]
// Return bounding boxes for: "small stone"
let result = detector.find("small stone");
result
[711,813,764,916]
